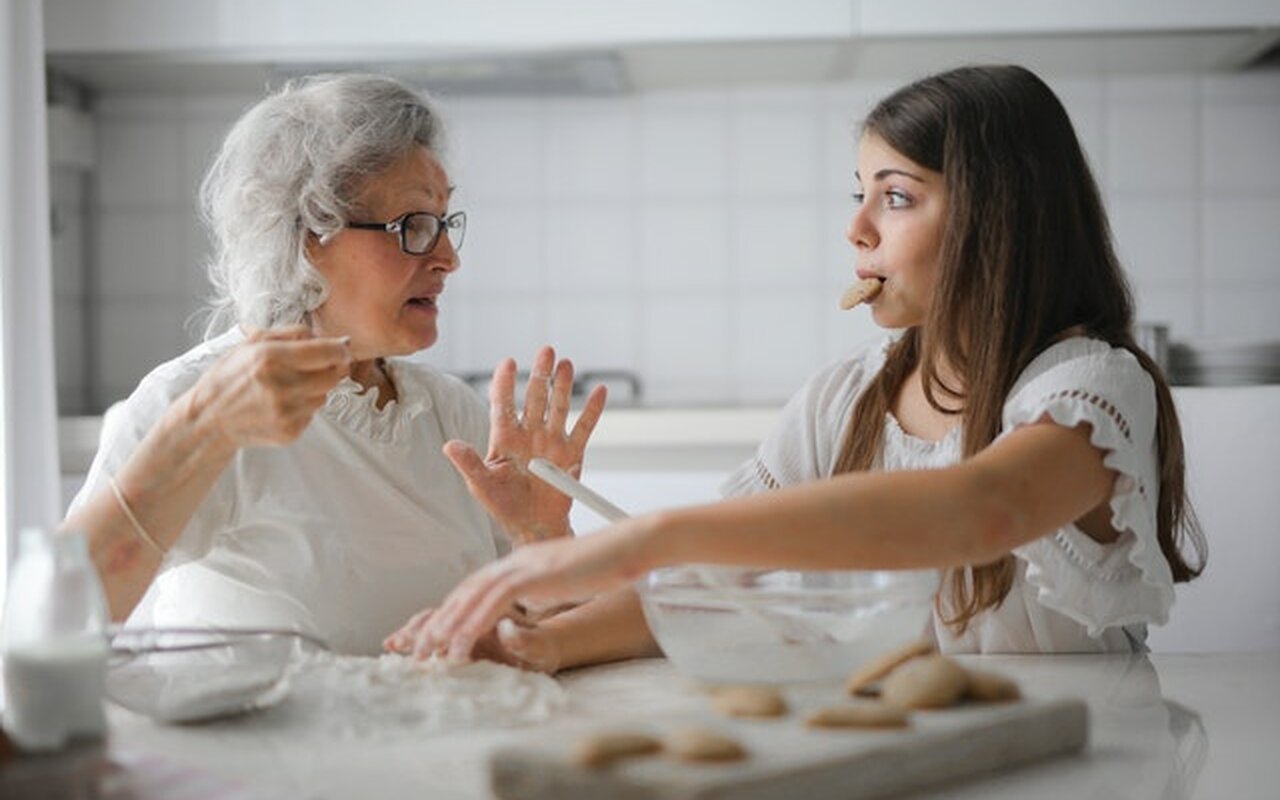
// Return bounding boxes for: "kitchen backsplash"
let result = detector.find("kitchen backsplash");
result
[50,70,1280,414]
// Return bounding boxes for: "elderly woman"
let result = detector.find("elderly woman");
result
[63,73,604,654]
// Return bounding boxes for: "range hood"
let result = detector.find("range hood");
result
[43,0,1280,95]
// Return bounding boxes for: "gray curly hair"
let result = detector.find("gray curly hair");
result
[199,73,446,334]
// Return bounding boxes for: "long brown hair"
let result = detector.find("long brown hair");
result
[833,65,1205,633]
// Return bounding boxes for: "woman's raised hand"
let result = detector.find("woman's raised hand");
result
[444,345,607,545]
[186,325,352,450]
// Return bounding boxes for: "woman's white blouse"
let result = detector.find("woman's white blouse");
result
[721,335,1174,653]
[70,329,508,655]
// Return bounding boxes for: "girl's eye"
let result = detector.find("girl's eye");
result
[886,189,911,209]
[851,191,866,205]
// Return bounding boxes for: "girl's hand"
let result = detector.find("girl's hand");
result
[384,608,562,674]
[186,325,351,450]
[415,520,656,663]
[444,346,607,545]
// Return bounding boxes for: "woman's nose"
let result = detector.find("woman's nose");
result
[429,237,461,272]
[846,205,877,252]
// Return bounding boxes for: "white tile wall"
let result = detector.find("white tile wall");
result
[638,202,730,291]
[545,202,638,293]
[1108,197,1199,288]
[545,98,636,200]
[731,292,824,403]
[55,69,1280,413]
[638,102,728,198]
[640,292,732,404]
[1203,198,1280,285]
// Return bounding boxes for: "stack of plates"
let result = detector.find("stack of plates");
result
[1168,340,1280,386]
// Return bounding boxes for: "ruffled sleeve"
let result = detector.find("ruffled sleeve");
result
[1001,338,1174,636]
[720,337,892,498]
[69,333,240,563]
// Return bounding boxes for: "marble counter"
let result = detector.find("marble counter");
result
[7,652,1276,799]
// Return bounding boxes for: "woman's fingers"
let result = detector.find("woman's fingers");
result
[260,336,352,371]
[522,346,556,426]
[486,358,520,457]
[496,617,560,674]
[384,607,435,653]
[546,358,575,432]
[276,360,351,397]
[442,440,487,485]
[569,384,608,454]
[256,323,313,342]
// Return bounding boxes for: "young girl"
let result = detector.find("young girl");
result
[389,64,1205,667]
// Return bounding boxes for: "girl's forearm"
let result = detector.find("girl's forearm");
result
[541,587,661,671]
[63,390,238,620]
[647,464,1020,573]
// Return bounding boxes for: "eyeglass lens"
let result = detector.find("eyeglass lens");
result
[404,213,465,255]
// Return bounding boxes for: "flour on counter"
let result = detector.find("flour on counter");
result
[281,652,566,739]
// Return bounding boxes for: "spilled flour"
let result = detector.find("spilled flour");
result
[280,652,566,739]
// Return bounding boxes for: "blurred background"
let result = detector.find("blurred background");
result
[39,0,1280,414]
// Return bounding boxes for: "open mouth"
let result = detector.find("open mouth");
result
[406,296,437,309]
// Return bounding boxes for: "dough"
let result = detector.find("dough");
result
[663,727,747,762]
[881,655,969,710]
[710,685,788,718]
[806,702,910,729]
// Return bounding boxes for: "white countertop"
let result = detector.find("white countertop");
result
[59,383,1279,472]
[58,407,783,474]
[9,652,1276,799]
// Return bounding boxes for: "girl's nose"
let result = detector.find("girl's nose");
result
[847,205,878,251]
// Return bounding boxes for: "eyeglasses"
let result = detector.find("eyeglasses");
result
[346,211,466,256]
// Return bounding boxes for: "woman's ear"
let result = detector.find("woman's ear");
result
[303,229,326,267]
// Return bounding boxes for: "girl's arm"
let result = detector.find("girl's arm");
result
[537,588,661,670]
[418,419,1117,660]
[660,418,1117,572]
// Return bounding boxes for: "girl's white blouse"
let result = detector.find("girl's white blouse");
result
[721,335,1175,653]
[70,329,508,654]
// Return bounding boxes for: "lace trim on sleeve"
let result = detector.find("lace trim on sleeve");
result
[720,457,780,497]
[1006,383,1174,637]
[1040,388,1133,443]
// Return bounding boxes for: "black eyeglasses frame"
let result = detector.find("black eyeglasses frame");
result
[346,210,466,256]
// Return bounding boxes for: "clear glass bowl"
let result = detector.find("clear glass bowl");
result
[638,566,939,685]
[105,628,319,723]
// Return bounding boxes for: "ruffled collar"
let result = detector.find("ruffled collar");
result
[883,411,962,453]
[321,359,434,443]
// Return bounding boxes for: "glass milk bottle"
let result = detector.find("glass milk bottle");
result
[1,528,109,751]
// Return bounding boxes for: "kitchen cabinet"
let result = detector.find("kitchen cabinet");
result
[43,0,855,55]
[44,0,1280,55]
[856,0,1280,37]
[43,0,1280,93]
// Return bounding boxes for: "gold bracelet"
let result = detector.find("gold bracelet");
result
[108,475,165,555]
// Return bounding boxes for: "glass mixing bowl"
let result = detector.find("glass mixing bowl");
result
[106,627,324,723]
[638,566,939,685]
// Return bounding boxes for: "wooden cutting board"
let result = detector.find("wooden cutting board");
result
[489,698,1087,800]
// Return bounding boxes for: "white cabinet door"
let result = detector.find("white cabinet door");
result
[44,0,854,57]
